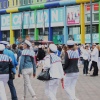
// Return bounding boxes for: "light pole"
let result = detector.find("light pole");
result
[90,0,93,45]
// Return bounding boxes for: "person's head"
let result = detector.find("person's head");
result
[0,44,5,54]
[85,45,88,50]
[92,43,96,49]
[12,44,17,50]
[38,45,42,50]
[26,35,30,41]
[67,40,75,50]
[63,46,67,52]
[48,44,57,54]
[23,40,32,49]
[58,46,62,52]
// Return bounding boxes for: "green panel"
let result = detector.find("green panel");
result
[18,6,31,11]
[53,35,58,44]
[95,0,100,2]
[99,1,100,44]
[30,3,45,9]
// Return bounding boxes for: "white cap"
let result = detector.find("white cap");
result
[0,41,10,46]
[93,43,96,46]
[67,40,75,46]
[39,45,42,48]
[0,44,5,51]
[49,44,57,52]
[24,40,32,47]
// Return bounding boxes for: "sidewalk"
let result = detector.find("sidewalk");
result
[6,66,100,100]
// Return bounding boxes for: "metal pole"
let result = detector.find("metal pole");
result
[90,0,92,45]
[43,9,45,36]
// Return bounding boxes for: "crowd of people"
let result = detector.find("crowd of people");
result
[0,37,99,100]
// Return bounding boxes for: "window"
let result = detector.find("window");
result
[31,0,33,4]
[23,0,25,5]
[28,0,31,4]
[94,13,99,21]
[7,1,9,7]
[0,2,2,8]
[86,25,98,34]
[12,0,14,6]
[86,14,90,22]
[4,1,6,8]
[16,0,18,5]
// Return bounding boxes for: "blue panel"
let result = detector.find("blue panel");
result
[45,2,60,8]
[0,9,6,14]
[60,0,76,6]
[63,6,68,44]
[0,15,2,41]
[48,9,53,41]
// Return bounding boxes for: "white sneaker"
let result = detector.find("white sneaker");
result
[33,96,37,100]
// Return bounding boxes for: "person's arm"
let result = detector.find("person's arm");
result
[18,55,25,74]
[32,57,36,75]
[43,56,50,70]
[63,53,69,71]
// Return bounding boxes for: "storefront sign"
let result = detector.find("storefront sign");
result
[1,14,10,30]
[74,34,99,43]
[37,9,49,28]
[1,8,64,30]
[12,13,22,30]
[67,6,80,25]
[51,7,64,26]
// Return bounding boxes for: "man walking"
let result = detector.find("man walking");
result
[1,41,18,100]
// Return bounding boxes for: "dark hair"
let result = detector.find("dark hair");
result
[12,44,17,50]
[19,46,23,50]
[67,45,74,49]
[50,49,55,53]
[58,46,62,52]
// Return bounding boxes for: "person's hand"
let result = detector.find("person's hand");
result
[18,74,20,77]
[33,74,36,78]
[61,78,64,83]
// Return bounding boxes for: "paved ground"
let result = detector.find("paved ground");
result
[6,66,100,100]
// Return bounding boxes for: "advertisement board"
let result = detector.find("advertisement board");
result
[67,6,80,25]
[74,34,99,43]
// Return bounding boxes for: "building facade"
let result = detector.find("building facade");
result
[0,0,100,44]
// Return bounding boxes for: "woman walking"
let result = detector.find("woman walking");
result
[43,44,64,100]
[63,40,79,100]
[18,40,37,100]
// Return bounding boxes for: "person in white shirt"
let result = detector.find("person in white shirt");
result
[91,43,98,76]
[43,44,64,100]
[83,45,90,75]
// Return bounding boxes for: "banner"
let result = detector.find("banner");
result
[67,6,80,25]
[74,34,99,43]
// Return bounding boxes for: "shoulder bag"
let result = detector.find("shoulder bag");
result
[37,55,52,81]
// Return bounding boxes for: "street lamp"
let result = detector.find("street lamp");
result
[90,0,93,45]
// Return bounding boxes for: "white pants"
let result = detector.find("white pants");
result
[0,74,9,100]
[22,68,36,98]
[64,73,79,100]
[45,79,60,100]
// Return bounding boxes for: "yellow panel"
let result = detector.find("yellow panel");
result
[6,8,18,13]
[10,13,14,44]
[80,3,85,44]
[76,0,95,3]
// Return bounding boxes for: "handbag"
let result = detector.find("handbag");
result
[37,55,52,81]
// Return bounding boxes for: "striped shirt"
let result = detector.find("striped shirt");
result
[44,53,61,64]
[0,54,11,62]
[67,50,79,59]
[22,49,35,57]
